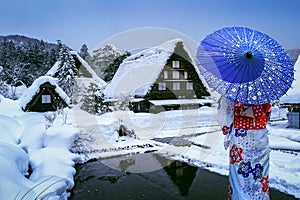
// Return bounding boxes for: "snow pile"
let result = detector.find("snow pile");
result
[0,95,80,200]
[71,107,164,161]
[19,76,70,110]
[280,54,300,104]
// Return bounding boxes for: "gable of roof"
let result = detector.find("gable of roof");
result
[46,51,106,87]
[19,76,70,110]
[104,38,202,98]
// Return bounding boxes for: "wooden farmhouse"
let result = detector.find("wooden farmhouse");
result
[104,39,212,113]
[20,76,70,112]
[46,51,106,104]
[280,55,300,129]
[46,51,104,81]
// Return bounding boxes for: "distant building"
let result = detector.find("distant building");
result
[104,39,212,113]
[280,54,300,129]
[46,51,106,104]
[20,76,70,112]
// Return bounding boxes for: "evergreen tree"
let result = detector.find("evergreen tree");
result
[0,66,9,98]
[103,51,131,82]
[95,89,107,114]
[79,44,90,60]
[80,83,106,114]
[56,44,77,99]
[90,44,122,77]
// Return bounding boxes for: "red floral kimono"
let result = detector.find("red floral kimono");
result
[218,98,271,200]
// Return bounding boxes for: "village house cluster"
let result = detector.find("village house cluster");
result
[19,38,299,129]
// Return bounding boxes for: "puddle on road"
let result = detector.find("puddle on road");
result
[70,153,297,200]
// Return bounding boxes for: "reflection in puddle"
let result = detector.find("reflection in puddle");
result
[70,153,295,200]
[70,153,227,200]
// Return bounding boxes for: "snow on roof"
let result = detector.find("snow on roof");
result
[104,38,202,98]
[46,51,106,87]
[19,76,70,109]
[46,61,59,77]
[280,54,300,104]
[70,51,106,86]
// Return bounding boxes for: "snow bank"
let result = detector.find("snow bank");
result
[0,96,80,200]
[0,143,36,200]
[0,115,21,144]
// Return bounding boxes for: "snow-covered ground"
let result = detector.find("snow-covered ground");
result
[1,94,300,199]
[71,104,300,199]
[0,95,81,200]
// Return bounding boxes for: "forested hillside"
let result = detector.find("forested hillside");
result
[0,35,61,86]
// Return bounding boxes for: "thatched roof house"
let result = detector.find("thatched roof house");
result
[104,38,212,112]
[20,76,70,112]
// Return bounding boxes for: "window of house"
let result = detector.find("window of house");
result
[172,60,180,68]
[173,71,180,79]
[158,82,167,90]
[184,71,188,79]
[42,95,51,104]
[164,71,168,79]
[173,82,180,90]
[186,82,194,90]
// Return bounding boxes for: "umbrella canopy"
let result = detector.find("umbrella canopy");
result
[197,26,294,104]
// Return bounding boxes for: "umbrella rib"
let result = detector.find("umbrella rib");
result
[273,68,294,82]
[264,60,294,80]
[248,29,256,50]
[232,53,262,104]
[250,57,266,79]
[231,68,247,102]
[267,68,293,90]
[223,28,240,45]
[233,27,243,44]
[243,27,251,45]
[261,63,289,100]
[245,82,250,103]
[214,31,237,46]
[259,73,282,101]
[256,76,271,103]
[253,39,271,50]
[202,36,235,53]
[248,34,269,53]
[222,62,247,103]
[204,35,229,46]
[200,58,235,74]
[251,79,261,104]
[200,40,229,51]
[250,59,277,104]
[266,59,294,73]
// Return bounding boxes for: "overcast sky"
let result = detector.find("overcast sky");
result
[1,0,300,52]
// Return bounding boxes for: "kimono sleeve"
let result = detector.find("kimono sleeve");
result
[217,97,235,134]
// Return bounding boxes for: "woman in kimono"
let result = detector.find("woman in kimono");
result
[218,98,271,200]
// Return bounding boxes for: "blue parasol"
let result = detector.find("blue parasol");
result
[197,26,294,104]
